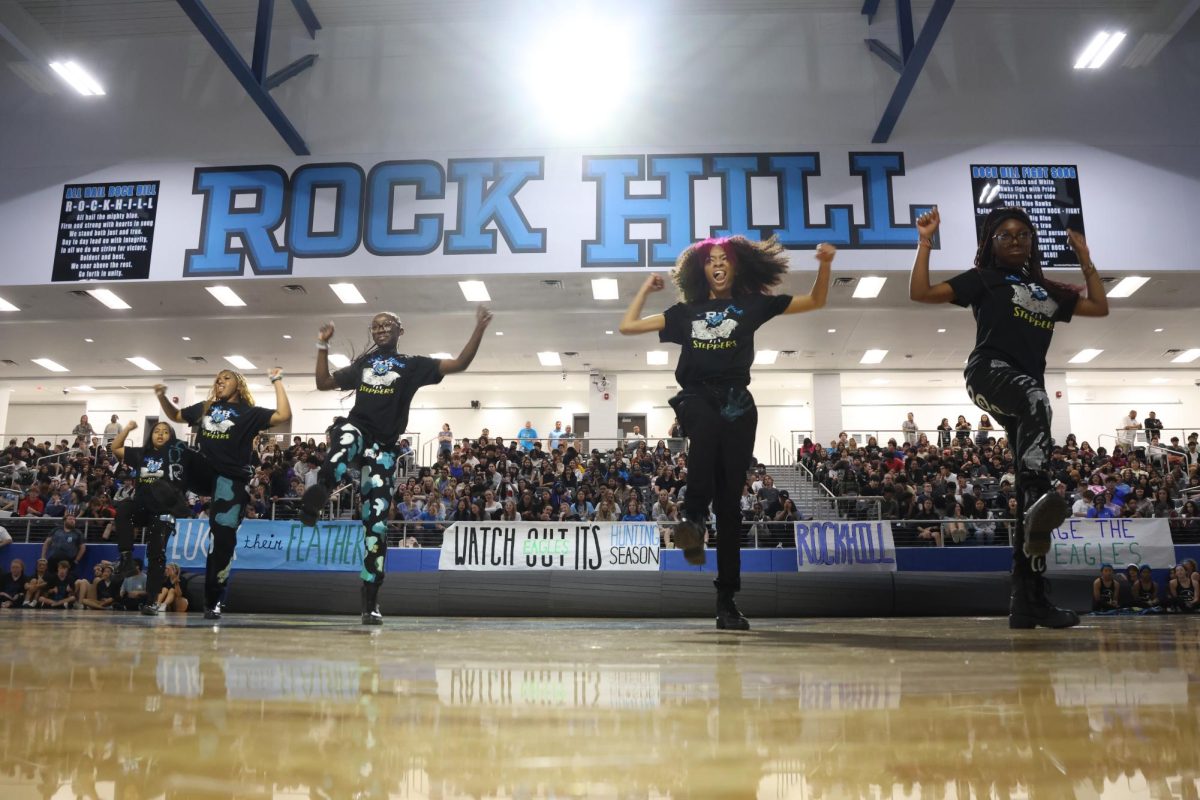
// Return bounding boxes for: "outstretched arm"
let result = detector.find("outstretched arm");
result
[314,321,339,391]
[153,385,185,423]
[111,420,137,461]
[619,275,667,335]
[783,244,836,314]
[1068,231,1109,317]
[908,207,956,304]
[267,368,291,426]
[440,306,493,375]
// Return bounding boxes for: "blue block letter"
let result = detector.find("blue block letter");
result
[583,155,706,267]
[288,163,364,258]
[850,152,931,247]
[185,166,290,276]
[364,161,445,256]
[768,155,852,247]
[444,158,545,254]
[709,156,762,241]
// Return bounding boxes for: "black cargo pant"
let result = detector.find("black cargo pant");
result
[673,386,757,593]
[964,359,1054,570]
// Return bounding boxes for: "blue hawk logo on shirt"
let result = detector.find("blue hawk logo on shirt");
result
[362,354,405,388]
[692,304,744,341]
[142,456,164,479]
[201,405,238,434]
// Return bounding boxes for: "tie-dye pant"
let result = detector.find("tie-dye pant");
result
[965,359,1053,571]
[320,419,397,584]
[205,474,248,608]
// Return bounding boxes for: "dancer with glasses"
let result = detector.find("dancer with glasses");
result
[909,206,1108,628]
[302,307,492,624]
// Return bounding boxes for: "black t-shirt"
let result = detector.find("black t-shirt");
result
[1,573,29,597]
[123,443,194,499]
[659,293,791,388]
[181,401,275,480]
[947,269,1077,379]
[333,350,444,444]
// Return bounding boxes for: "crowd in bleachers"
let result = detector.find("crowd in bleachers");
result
[798,410,1200,548]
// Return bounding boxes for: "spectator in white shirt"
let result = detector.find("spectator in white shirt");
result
[1072,489,1094,517]
[1118,410,1139,449]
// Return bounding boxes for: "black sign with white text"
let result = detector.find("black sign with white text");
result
[970,165,1084,268]
[52,181,159,281]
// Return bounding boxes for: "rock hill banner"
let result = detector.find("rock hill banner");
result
[439,521,660,571]
[794,520,897,572]
[1044,518,1174,573]
[167,518,363,572]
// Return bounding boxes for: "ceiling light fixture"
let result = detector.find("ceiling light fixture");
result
[32,358,69,372]
[1171,349,1200,364]
[537,352,562,367]
[591,278,619,301]
[459,281,491,302]
[646,350,669,366]
[1068,348,1103,364]
[125,357,161,371]
[1106,276,1149,298]
[49,60,105,95]
[328,354,351,368]
[224,355,256,370]
[754,350,779,365]
[1074,31,1126,69]
[329,283,366,304]
[860,349,888,364]
[429,352,453,359]
[206,286,246,307]
[87,288,130,309]
[852,277,887,299]
[0,296,18,312]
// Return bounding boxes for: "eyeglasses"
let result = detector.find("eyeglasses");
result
[992,231,1033,244]
[369,323,399,332]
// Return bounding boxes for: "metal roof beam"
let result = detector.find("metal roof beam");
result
[865,0,955,143]
[174,0,317,156]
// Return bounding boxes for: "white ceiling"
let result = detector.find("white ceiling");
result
[1,269,1197,392]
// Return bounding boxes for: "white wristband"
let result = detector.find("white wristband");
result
[315,341,329,351]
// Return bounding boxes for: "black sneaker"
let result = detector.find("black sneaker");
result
[362,608,383,626]
[139,603,158,617]
[673,519,707,566]
[361,581,383,625]
[1022,491,1070,557]
[204,602,223,621]
[1010,567,1079,629]
[300,485,330,527]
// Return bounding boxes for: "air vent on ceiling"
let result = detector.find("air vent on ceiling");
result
[833,277,855,288]
[282,284,307,294]
[68,290,89,298]
[780,350,798,358]
[1101,277,1117,285]
[564,351,578,357]
[541,279,564,289]
[1164,349,1182,356]
[1,359,16,366]
[187,356,208,363]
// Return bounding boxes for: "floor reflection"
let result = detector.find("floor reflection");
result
[0,615,1196,799]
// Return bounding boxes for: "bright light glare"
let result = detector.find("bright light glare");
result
[860,349,888,364]
[1074,31,1126,69]
[224,355,256,370]
[852,277,887,299]
[50,60,105,95]
[328,354,351,368]
[524,16,633,136]
[1171,349,1200,364]
[591,279,619,301]
[125,357,161,371]
[33,358,69,372]
[537,352,562,367]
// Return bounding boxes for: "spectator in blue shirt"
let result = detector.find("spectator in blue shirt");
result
[1087,494,1115,519]
[517,421,538,452]
[548,420,565,448]
[621,498,647,522]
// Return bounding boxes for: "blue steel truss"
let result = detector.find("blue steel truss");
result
[175,0,321,155]
[862,0,955,143]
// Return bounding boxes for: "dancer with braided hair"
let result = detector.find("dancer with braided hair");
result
[303,306,492,624]
[910,206,1108,628]
[620,236,835,630]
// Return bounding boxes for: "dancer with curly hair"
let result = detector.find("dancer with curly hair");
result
[910,206,1108,628]
[620,236,835,630]
[154,368,291,619]
[303,306,492,624]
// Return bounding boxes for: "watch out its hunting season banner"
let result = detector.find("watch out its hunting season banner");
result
[15,146,1166,288]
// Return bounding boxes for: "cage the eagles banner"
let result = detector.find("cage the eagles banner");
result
[439,521,661,571]
[1044,518,1174,573]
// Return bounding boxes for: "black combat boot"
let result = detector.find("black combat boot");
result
[716,588,750,631]
[1009,554,1079,629]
